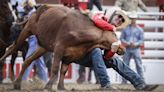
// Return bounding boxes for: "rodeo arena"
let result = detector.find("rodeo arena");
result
[0,0,164,92]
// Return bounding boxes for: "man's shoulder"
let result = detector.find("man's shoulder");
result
[136,25,144,31]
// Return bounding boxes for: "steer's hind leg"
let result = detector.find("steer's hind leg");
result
[58,63,69,90]
[45,45,64,91]
[14,46,46,89]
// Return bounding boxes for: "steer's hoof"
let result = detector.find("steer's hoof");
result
[13,80,21,90]
[57,86,66,90]
[45,84,53,91]
[14,83,21,90]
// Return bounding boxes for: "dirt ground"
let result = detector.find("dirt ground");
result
[0,83,164,92]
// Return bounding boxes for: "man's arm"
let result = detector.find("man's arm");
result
[138,0,148,12]
[80,9,115,31]
[120,29,131,46]
[133,27,144,47]
[92,14,115,31]
[115,0,124,8]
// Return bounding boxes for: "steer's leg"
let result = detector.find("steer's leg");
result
[58,63,69,90]
[45,46,64,91]
[14,46,46,89]
[10,52,18,81]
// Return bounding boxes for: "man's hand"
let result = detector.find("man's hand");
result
[130,43,136,48]
[113,26,116,32]
[117,46,125,55]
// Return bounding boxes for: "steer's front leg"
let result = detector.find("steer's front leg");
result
[58,63,69,90]
[13,78,21,89]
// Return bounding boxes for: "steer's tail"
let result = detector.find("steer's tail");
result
[0,16,33,63]
[0,5,51,63]
[16,18,28,26]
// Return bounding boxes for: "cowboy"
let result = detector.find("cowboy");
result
[76,7,158,90]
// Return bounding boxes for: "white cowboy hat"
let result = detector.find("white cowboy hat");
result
[105,7,131,30]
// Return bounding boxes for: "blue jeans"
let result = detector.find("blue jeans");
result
[122,48,144,83]
[22,36,48,82]
[74,48,145,88]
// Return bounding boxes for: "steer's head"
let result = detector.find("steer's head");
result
[100,31,125,56]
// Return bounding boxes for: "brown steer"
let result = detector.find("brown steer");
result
[0,5,123,90]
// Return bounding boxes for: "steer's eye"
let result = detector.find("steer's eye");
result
[112,32,118,39]
[112,32,117,37]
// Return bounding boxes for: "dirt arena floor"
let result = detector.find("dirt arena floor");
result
[0,83,164,92]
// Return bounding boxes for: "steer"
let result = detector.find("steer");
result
[0,5,124,90]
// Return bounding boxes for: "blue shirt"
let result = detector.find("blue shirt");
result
[120,25,144,48]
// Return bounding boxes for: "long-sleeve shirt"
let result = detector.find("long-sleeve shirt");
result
[120,25,144,48]
[115,0,148,12]
[91,13,114,31]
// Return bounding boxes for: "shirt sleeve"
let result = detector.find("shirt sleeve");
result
[120,27,131,46]
[138,0,148,12]
[104,50,115,60]
[92,14,114,31]
[133,27,144,46]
